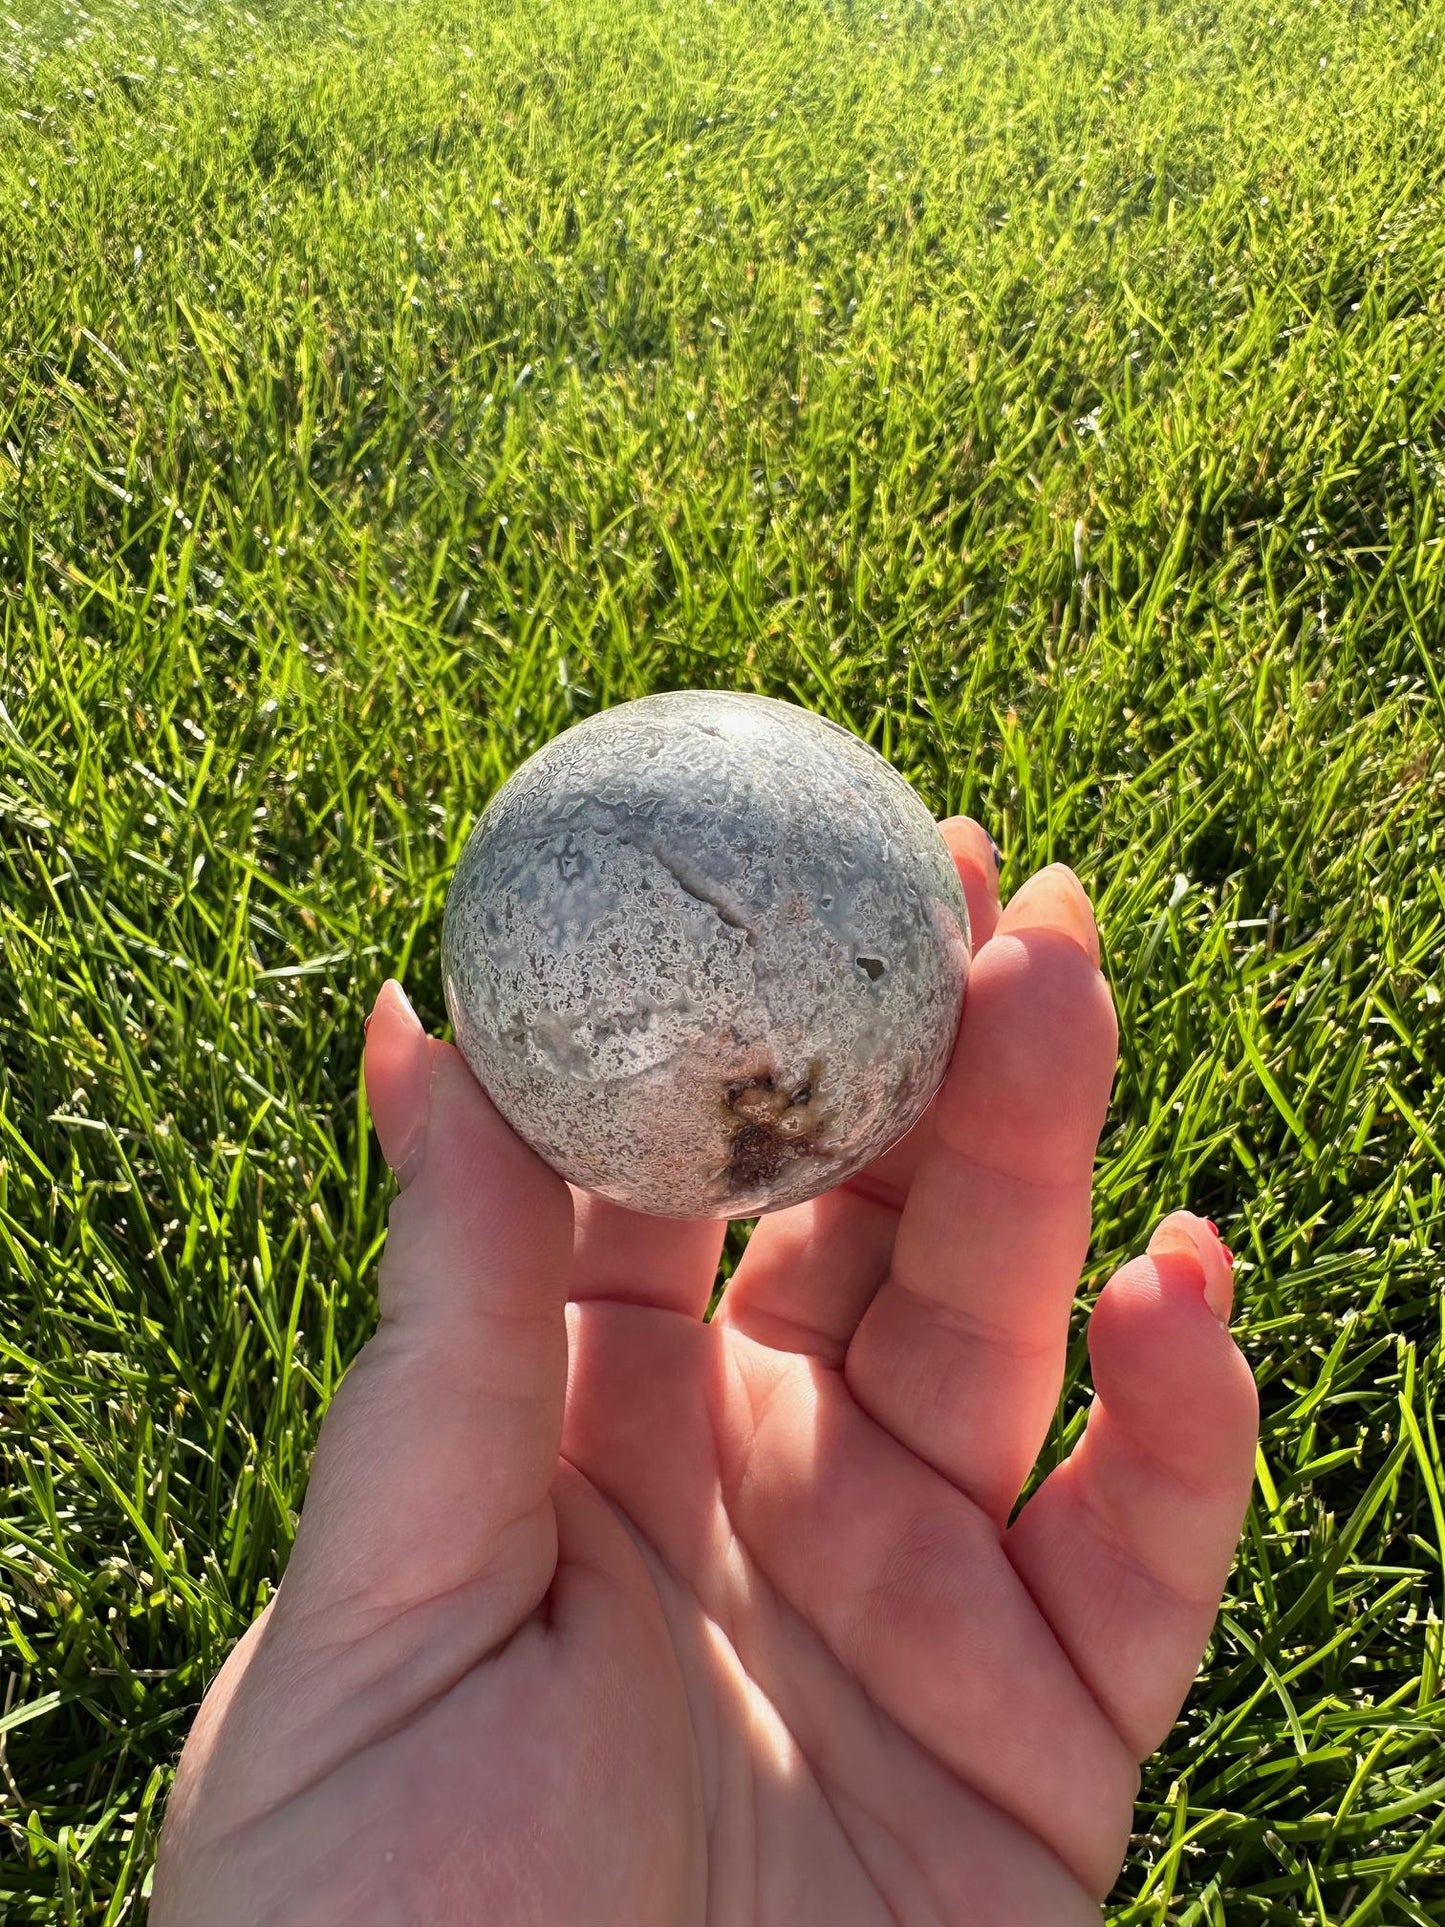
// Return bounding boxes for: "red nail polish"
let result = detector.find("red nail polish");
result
[1206,1218,1219,1234]
[1221,1243,1235,1267]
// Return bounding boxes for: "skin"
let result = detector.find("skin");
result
[152,826,1260,1927]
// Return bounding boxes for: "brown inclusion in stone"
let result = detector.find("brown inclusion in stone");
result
[722,1060,830,1196]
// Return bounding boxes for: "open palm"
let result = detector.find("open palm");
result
[154,824,1258,1926]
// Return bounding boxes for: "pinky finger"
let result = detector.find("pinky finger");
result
[1005,1212,1259,1759]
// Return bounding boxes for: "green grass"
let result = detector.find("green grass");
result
[2,0,1443,1916]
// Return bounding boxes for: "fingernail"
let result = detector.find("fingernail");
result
[391,986,428,1184]
[997,863,1101,969]
[364,979,433,1188]
[988,834,1004,873]
[363,1011,374,1039]
[1148,1213,1234,1325]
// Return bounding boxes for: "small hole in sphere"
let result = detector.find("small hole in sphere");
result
[820,894,833,908]
[856,955,886,982]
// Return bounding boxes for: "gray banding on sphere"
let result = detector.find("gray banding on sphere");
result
[441,690,971,1219]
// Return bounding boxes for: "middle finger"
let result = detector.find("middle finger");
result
[842,865,1117,1525]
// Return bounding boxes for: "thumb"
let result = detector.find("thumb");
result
[275,977,575,1647]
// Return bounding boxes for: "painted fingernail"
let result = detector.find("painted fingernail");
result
[1222,1243,1235,1267]
[1205,1217,1219,1234]
[988,834,1004,873]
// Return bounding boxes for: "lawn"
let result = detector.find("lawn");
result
[1,0,1443,1917]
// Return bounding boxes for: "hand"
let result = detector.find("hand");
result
[153,824,1258,1927]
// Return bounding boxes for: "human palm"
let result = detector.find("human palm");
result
[154,827,1258,1926]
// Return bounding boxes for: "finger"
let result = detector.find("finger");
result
[568,1188,725,1317]
[1005,1212,1259,1758]
[944,813,1006,960]
[276,978,574,1653]
[842,865,1117,1522]
[835,815,1006,1207]
[717,817,1003,1361]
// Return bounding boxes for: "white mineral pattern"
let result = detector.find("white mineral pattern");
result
[441,690,971,1218]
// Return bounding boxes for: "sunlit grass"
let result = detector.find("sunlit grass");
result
[1,0,1442,1918]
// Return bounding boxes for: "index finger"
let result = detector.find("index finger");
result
[715,816,1004,1360]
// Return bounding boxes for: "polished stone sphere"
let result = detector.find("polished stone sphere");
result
[441,691,970,1218]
